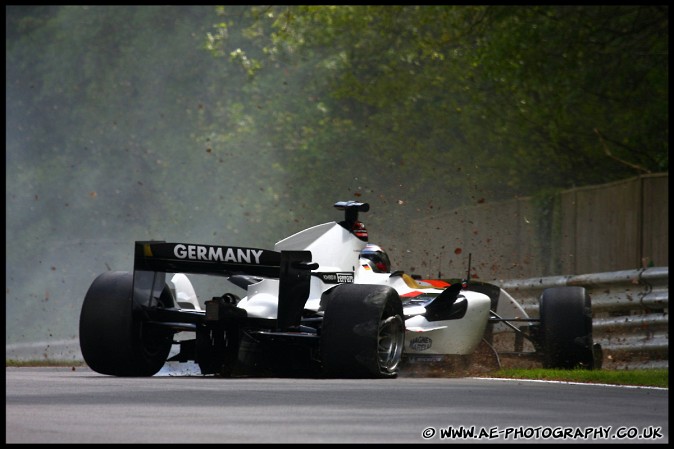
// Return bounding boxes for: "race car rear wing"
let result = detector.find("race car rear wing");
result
[132,241,317,330]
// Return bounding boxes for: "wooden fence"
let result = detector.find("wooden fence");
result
[392,173,668,281]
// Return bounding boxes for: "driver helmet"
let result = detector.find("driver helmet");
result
[360,243,391,273]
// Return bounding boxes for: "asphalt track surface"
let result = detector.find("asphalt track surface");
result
[6,366,668,444]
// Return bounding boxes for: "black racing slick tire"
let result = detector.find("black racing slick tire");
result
[79,271,173,376]
[539,286,595,369]
[321,284,405,378]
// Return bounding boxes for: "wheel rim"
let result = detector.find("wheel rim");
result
[377,315,404,373]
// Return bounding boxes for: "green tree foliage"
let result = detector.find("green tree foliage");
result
[470,6,668,192]
[210,5,668,203]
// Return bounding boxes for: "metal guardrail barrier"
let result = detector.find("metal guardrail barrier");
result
[494,266,669,370]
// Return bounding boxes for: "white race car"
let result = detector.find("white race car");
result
[79,201,600,378]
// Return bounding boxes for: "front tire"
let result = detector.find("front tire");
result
[79,271,173,376]
[321,284,405,378]
[539,286,595,369]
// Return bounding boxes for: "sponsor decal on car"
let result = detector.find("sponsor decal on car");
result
[410,336,433,351]
[315,272,355,284]
[173,244,263,264]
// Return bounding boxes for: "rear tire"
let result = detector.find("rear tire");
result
[79,271,173,376]
[321,284,404,378]
[539,286,595,369]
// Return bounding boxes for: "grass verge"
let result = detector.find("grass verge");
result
[6,359,86,368]
[6,359,668,388]
[486,368,668,388]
